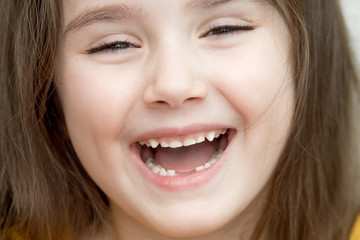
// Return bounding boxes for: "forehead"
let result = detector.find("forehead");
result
[61,0,273,35]
[62,0,258,12]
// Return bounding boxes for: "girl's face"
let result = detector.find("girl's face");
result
[58,0,294,238]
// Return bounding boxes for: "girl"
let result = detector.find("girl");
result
[1,0,359,239]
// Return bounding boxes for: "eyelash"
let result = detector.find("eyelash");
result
[85,40,140,54]
[201,24,255,38]
[86,24,255,54]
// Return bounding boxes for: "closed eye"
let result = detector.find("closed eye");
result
[201,24,255,38]
[85,40,141,54]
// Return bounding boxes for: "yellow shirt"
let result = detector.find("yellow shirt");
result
[6,216,360,239]
[350,215,360,240]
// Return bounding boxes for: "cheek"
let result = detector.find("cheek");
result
[58,62,141,140]
[208,31,292,127]
[203,29,294,176]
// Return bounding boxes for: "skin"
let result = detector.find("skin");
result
[57,0,294,239]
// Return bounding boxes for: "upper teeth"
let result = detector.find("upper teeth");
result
[139,129,227,149]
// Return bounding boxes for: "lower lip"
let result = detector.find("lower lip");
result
[130,131,236,191]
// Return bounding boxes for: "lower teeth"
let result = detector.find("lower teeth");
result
[145,149,224,177]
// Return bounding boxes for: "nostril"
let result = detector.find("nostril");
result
[154,100,168,106]
[143,78,208,108]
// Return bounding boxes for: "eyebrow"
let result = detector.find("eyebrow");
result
[185,0,236,9]
[64,4,144,36]
[64,0,237,36]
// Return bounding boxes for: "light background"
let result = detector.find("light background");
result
[340,0,360,65]
[340,0,360,145]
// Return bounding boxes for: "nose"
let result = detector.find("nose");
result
[143,48,207,108]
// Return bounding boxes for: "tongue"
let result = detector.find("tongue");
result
[154,141,216,172]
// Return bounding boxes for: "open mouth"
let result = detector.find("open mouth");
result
[134,128,233,177]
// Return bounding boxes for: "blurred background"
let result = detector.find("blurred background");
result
[340,0,360,64]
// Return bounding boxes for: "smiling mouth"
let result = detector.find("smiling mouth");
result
[136,129,232,177]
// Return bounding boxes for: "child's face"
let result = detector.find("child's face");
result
[58,0,294,237]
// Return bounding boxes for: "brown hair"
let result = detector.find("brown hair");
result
[0,0,359,239]
[253,0,360,239]
[0,1,108,239]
